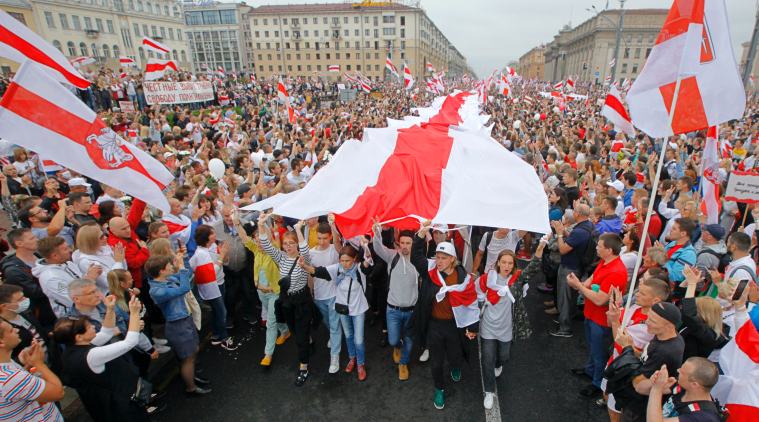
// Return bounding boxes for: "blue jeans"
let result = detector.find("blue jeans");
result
[584,319,612,388]
[340,312,365,365]
[386,306,413,365]
[314,297,342,357]
[258,290,288,356]
[207,283,228,341]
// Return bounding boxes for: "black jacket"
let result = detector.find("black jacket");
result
[680,297,730,360]
[409,234,479,346]
[0,253,56,327]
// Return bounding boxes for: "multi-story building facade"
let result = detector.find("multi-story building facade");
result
[0,0,37,74]
[26,0,191,70]
[183,1,251,74]
[517,45,544,80]
[543,8,667,84]
[740,41,759,85]
[243,1,468,81]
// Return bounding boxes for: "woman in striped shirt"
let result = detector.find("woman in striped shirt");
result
[258,213,314,386]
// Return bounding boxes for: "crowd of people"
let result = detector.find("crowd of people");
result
[0,63,756,422]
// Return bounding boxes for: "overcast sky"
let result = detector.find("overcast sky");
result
[227,0,756,77]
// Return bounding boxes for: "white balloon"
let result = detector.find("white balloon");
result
[513,120,521,130]
[534,113,541,121]
[208,158,226,180]
[553,106,560,114]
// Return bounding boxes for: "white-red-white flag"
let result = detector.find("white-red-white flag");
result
[119,56,136,67]
[142,36,169,55]
[277,77,295,123]
[0,10,90,88]
[403,63,414,90]
[565,77,575,91]
[426,62,434,73]
[608,57,616,68]
[144,58,177,81]
[0,62,173,211]
[553,81,564,91]
[70,56,95,68]
[360,79,372,93]
[385,57,399,78]
[627,0,746,137]
[602,85,636,138]
[500,74,511,97]
[328,64,340,72]
[719,137,733,159]
[700,126,721,223]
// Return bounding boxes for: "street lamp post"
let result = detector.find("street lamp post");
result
[610,0,627,83]
[744,2,759,87]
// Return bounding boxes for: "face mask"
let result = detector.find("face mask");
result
[61,171,72,180]
[15,298,30,314]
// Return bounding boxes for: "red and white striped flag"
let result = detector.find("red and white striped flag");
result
[565,77,575,91]
[216,66,225,78]
[142,36,169,54]
[70,56,95,67]
[385,57,399,78]
[277,77,295,123]
[0,10,90,88]
[328,64,340,72]
[700,126,721,223]
[602,85,636,138]
[608,57,616,68]
[719,137,733,159]
[188,245,222,299]
[553,81,564,91]
[403,63,414,90]
[500,74,511,97]
[144,58,177,81]
[604,75,612,85]
[37,155,62,174]
[360,79,372,93]
[0,62,174,211]
[119,71,127,79]
[713,307,759,421]
[119,56,136,67]
[426,62,434,73]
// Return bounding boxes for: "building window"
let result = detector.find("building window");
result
[169,28,174,40]
[623,48,630,59]
[52,40,62,52]
[164,5,169,15]
[326,53,330,60]
[316,65,321,71]
[44,12,55,28]
[102,44,110,58]
[133,23,140,37]
[177,29,182,41]
[382,28,395,36]
[373,16,378,26]
[84,17,92,30]
[95,19,103,32]
[67,41,76,56]
[142,24,148,35]
[382,15,395,23]
[323,17,327,24]
[307,64,312,71]
[136,0,143,11]
[91,43,98,58]
[632,64,639,74]
[151,25,157,36]
[220,10,236,24]
[336,53,340,59]
[400,28,405,38]
[107,20,114,33]
[181,50,187,62]
[400,16,405,25]
[59,14,69,30]
[316,53,320,59]
[7,11,25,25]
[274,31,279,37]
[621,63,628,74]
[113,45,120,58]
[645,48,652,58]
[138,47,145,59]
[186,12,202,25]
[634,48,641,59]
[79,42,88,56]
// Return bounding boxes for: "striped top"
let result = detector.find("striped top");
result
[0,361,63,422]
[260,233,310,293]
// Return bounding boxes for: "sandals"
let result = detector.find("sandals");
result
[295,369,309,387]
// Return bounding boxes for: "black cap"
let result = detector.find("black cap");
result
[237,183,251,196]
[651,302,681,327]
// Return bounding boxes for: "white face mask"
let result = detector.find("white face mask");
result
[15,298,30,314]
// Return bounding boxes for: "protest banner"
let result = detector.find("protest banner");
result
[725,171,759,203]
[118,101,135,113]
[143,81,214,105]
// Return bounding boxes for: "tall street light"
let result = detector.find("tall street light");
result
[610,0,627,83]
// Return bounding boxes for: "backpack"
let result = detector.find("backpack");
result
[388,253,401,275]
[577,223,599,277]
[477,231,494,274]
[697,249,731,273]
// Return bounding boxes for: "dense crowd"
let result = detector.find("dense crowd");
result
[0,65,757,422]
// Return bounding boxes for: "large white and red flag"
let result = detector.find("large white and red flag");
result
[277,77,295,123]
[499,74,511,97]
[602,85,636,137]
[246,91,550,238]
[0,62,174,211]
[70,56,95,68]
[385,57,399,78]
[712,306,759,421]
[119,56,136,67]
[144,58,177,81]
[403,63,414,90]
[0,10,90,88]
[328,64,340,72]
[700,126,721,223]
[142,36,169,55]
[627,0,745,137]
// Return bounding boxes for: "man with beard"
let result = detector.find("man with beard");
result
[18,199,73,245]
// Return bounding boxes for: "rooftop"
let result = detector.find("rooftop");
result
[0,0,32,9]
[249,2,417,15]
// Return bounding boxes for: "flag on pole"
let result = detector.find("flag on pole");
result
[0,10,91,88]
[602,85,636,137]
[144,58,177,81]
[0,62,174,211]
[626,0,746,137]
[360,79,372,93]
[37,155,62,174]
[142,36,169,55]
[328,64,340,72]
[609,57,616,68]
[713,306,759,421]
[565,77,575,91]
[403,63,414,90]
[385,57,399,78]
[70,56,95,67]
[700,126,721,224]
[719,137,733,159]
[119,56,136,66]
[277,77,295,123]
[426,62,434,73]
[216,66,225,78]
[553,81,564,91]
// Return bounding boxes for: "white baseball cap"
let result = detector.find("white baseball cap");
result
[68,177,91,187]
[435,242,457,257]
[606,180,624,192]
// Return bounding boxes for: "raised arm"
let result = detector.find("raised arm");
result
[257,212,284,263]
[411,220,432,276]
[328,213,342,252]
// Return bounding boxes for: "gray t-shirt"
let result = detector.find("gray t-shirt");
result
[480,274,514,342]
[479,230,522,273]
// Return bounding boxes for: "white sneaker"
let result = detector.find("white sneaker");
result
[483,392,495,410]
[153,337,169,346]
[155,344,171,354]
[329,355,340,374]
[327,339,331,349]
[419,349,430,362]
[495,366,503,378]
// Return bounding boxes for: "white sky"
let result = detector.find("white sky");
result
[223,0,756,77]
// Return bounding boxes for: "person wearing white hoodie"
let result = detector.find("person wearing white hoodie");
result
[72,225,127,294]
[32,236,101,318]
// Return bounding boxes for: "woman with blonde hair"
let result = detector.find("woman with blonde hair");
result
[73,224,126,294]
[12,147,36,179]
[680,266,730,360]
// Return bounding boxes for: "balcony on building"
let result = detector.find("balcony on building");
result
[85,28,99,38]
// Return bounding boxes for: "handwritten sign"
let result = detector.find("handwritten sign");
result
[143,81,214,105]
[118,101,135,113]
[725,171,759,203]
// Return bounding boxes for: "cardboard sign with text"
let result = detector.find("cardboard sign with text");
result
[118,101,135,113]
[725,171,759,203]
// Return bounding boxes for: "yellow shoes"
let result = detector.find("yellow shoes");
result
[260,355,272,367]
[276,332,291,345]
[398,364,409,381]
[392,347,401,364]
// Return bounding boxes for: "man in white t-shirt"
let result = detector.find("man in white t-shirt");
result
[472,228,525,274]
[724,232,756,282]
[309,216,342,374]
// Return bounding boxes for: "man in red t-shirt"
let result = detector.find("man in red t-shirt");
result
[567,233,628,398]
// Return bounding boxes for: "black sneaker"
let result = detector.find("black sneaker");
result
[146,402,167,416]
[295,369,309,387]
[579,385,602,398]
[185,386,212,397]
[548,329,573,338]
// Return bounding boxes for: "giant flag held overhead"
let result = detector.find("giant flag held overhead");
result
[0,62,174,211]
[0,10,90,88]
[277,77,295,123]
[142,36,170,55]
[627,0,746,137]
[403,63,415,90]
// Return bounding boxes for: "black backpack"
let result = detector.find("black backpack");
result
[697,249,732,273]
[577,223,599,276]
[477,231,494,274]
